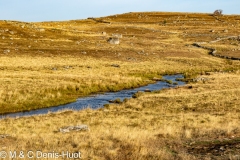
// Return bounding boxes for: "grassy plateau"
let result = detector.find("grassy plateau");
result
[0,12,240,159]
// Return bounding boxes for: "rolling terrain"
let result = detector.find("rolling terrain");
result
[0,12,240,159]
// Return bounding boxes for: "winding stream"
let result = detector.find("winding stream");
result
[0,74,185,119]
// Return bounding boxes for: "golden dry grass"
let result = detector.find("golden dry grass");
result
[1,12,240,113]
[0,53,237,114]
[1,72,240,159]
[0,11,240,159]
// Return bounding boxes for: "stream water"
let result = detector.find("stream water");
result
[0,74,185,119]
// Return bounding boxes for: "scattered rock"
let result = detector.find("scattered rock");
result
[107,37,120,44]
[59,125,89,133]
[210,30,215,32]
[144,89,151,92]
[111,64,120,68]
[3,49,10,54]
[63,66,71,69]
[112,33,122,38]
[126,57,136,61]
[167,84,174,87]
[102,32,106,35]
[109,98,121,104]
[51,68,57,71]
[219,146,225,151]
[132,91,143,98]
[205,72,212,75]
[9,31,15,35]
[173,82,178,85]
[0,134,10,138]
[187,85,193,89]
[231,57,240,60]
[102,108,110,112]
[212,50,217,54]
[152,77,162,81]
[224,29,228,33]
[193,77,210,82]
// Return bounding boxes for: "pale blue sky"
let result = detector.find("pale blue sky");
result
[0,0,239,22]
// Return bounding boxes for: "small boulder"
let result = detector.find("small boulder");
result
[205,72,211,75]
[109,98,121,104]
[212,50,217,54]
[0,134,10,138]
[152,77,162,81]
[39,28,45,32]
[144,89,151,92]
[51,68,57,71]
[9,31,15,35]
[107,37,120,44]
[3,49,10,54]
[59,125,89,133]
[111,64,120,68]
[188,85,193,89]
